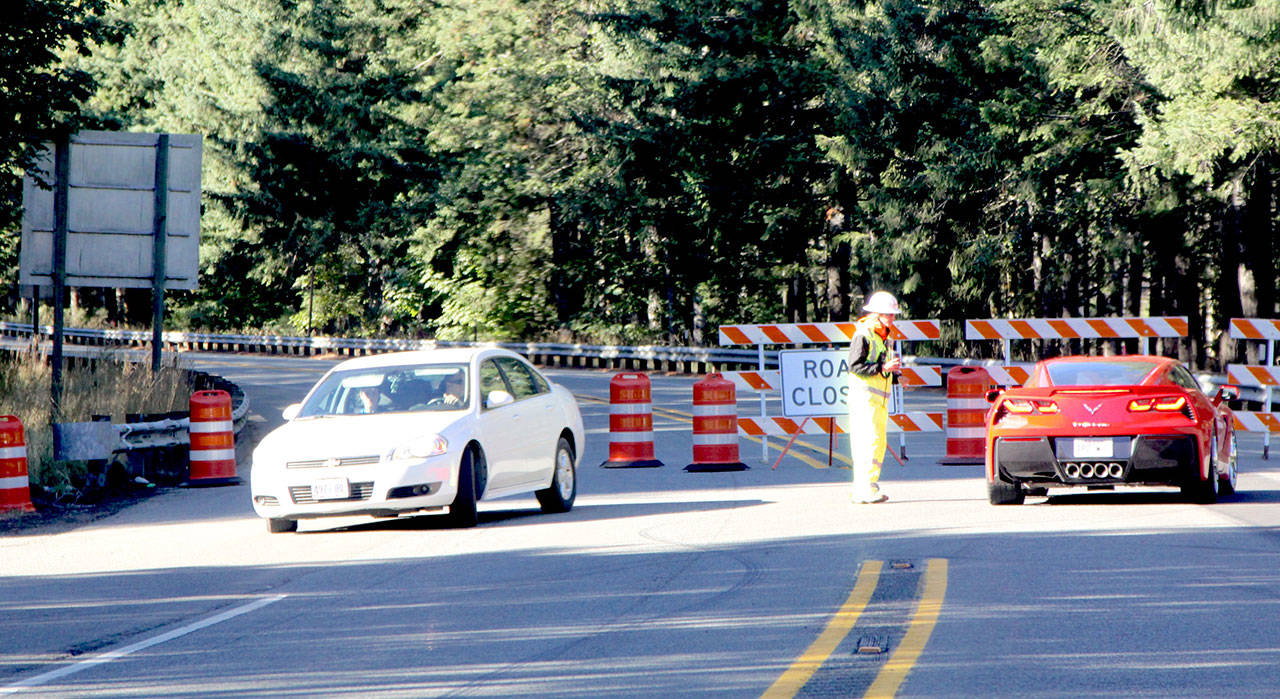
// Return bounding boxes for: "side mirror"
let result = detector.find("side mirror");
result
[485,390,514,409]
[282,403,302,421]
[1216,385,1240,403]
[986,388,1003,403]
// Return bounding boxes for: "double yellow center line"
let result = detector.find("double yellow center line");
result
[763,558,949,699]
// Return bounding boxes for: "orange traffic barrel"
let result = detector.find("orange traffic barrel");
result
[600,373,663,468]
[188,390,239,485]
[939,367,993,465]
[0,416,35,513]
[686,373,747,472]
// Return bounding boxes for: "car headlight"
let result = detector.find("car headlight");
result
[389,434,448,461]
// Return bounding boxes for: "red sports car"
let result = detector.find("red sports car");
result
[985,355,1239,505]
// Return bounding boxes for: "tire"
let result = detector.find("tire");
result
[267,518,297,534]
[1182,434,1219,504]
[536,437,577,514]
[988,472,1025,505]
[1218,432,1238,497]
[445,448,479,528]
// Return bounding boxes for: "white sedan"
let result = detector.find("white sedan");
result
[250,348,584,532]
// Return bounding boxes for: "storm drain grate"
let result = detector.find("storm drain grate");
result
[855,634,890,655]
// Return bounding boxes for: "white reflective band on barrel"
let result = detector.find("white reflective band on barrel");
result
[948,427,987,438]
[0,446,27,459]
[693,404,736,417]
[609,432,654,443]
[0,475,30,489]
[692,432,738,445]
[947,398,989,410]
[609,403,653,415]
[189,420,234,433]
[190,449,237,462]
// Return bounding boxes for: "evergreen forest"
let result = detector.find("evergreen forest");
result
[4,0,1279,368]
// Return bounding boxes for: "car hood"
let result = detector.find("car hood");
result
[255,412,467,461]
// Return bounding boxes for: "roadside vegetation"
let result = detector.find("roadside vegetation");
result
[0,352,192,509]
[3,1,1279,370]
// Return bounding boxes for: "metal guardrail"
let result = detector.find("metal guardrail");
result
[49,371,249,464]
[0,321,772,371]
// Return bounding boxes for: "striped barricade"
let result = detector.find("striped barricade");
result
[1229,318,1280,340]
[1227,319,1280,458]
[984,366,1033,386]
[719,320,942,345]
[1227,365,1280,387]
[965,317,1189,341]
[737,413,944,436]
[723,367,943,391]
[1233,412,1280,433]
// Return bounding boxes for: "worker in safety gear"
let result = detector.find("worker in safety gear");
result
[848,291,902,504]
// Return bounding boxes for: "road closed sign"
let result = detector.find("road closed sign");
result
[779,348,901,417]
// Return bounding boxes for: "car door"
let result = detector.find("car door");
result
[475,357,527,493]
[493,356,561,486]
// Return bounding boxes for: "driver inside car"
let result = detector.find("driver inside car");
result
[439,372,466,407]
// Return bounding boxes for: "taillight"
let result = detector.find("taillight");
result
[1128,396,1188,413]
[1004,399,1059,414]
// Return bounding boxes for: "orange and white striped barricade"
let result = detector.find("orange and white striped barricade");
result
[686,373,747,472]
[0,416,35,513]
[600,373,663,468]
[1228,318,1280,459]
[723,366,943,392]
[719,320,942,345]
[737,413,944,436]
[966,316,1189,359]
[940,367,994,465]
[719,320,944,462]
[1233,412,1280,432]
[188,390,239,485]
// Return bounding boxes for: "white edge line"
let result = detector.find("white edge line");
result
[1,594,287,694]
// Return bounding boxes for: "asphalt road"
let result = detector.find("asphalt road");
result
[3,352,1280,697]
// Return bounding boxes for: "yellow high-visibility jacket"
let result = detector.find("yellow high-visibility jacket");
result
[847,315,891,401]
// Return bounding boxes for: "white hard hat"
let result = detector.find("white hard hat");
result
[862,291,900,315]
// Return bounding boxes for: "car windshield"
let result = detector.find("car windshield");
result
[298,363,469,417]
[1045,360,1159,387]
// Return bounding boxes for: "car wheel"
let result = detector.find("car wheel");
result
[1182,434,1219,504]
[445,447,479,528]
[267,518,297,534]
[536,437,576,514]
[988,472,1024,505]
[1219,432,1238,496]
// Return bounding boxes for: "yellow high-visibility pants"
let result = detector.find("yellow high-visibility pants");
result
[849,388,888,501]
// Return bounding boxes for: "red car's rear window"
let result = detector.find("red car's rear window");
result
[1045,360,1159,386]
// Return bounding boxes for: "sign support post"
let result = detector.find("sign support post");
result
[50,136,70,417]
[150,134,170,372]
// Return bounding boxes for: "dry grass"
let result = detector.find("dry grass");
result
[0,352,192,496]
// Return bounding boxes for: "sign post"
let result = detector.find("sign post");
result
[50,137,70,415]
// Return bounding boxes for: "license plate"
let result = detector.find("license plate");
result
[311,478,350,500]
[1074,438,1113,458]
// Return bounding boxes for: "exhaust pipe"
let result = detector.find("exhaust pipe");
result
[1080,463,1095,478]
[1064,463,1080,479]
[1108,463,1124,478]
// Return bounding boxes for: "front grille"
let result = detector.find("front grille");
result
[286,455,381,469]
[289,481,375,504]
